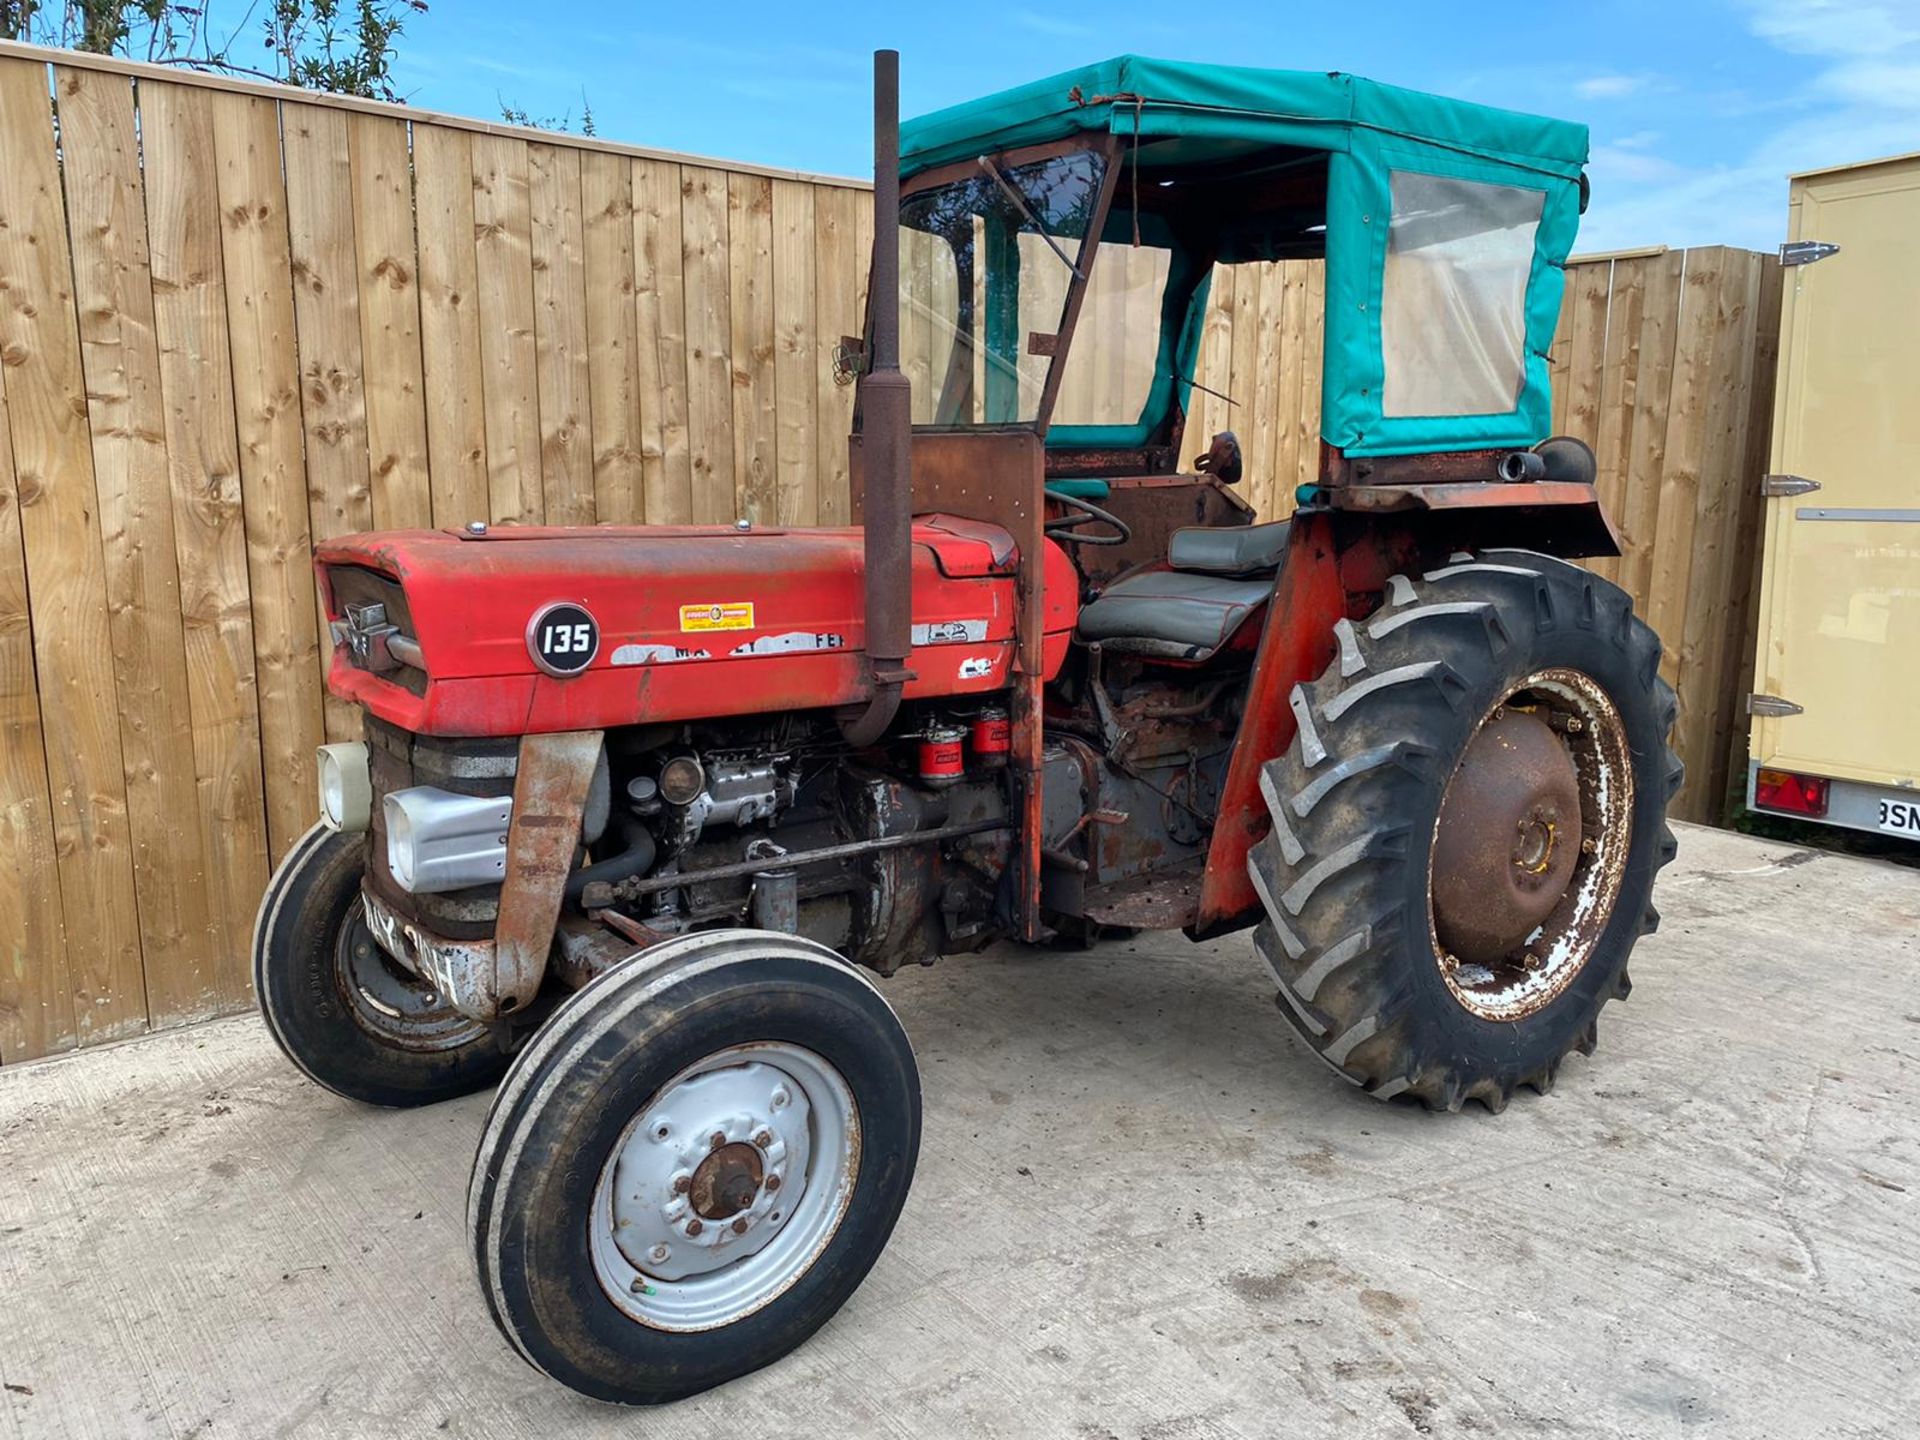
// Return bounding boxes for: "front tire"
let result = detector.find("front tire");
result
[253,823,511,1107]
[1249,551,1681,1112]
[467,929,921,1405]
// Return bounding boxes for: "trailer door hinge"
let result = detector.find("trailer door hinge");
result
[1748,693,1804,718]
[1779,240,1839,267]
[1762,474,1821,497]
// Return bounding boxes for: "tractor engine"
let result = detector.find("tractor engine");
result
[351,704,1021,1004]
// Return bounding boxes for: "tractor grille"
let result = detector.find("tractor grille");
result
[361,715,519,940]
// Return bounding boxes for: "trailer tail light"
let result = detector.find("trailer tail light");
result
[1754,768,1829,818]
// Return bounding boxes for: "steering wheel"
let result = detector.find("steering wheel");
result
[1043,490,1132,547]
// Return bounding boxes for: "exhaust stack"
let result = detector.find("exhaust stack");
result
[841,47,912,747]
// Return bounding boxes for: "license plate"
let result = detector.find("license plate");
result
[1879,796,1920,837]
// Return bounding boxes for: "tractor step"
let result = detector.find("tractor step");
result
[1081,865,1203,930]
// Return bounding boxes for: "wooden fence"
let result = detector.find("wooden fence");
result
[0,42,1777,1063]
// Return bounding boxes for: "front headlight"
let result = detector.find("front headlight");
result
[316,743,371,832]
[381,787,513,894]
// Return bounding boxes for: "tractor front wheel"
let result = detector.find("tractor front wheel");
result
[1249,551,1681,1112]
[467,929,920,1405]
[253,824,512,1107]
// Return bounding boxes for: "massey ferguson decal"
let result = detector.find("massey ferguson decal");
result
[527,602,599,677]
[730,631,847,656]
[609,633,846,666]
[610,643,711,666]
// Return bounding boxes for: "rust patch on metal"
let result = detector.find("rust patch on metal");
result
[689,1142,765,1222]
[1431,708,1581,964]
[1427,669,1635,1021]
[491,729,604,1016]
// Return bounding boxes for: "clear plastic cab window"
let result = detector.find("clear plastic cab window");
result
[1380,171,1544,419]
[895,150,1107,427]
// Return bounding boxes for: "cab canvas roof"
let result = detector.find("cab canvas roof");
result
[901,55,1589,181]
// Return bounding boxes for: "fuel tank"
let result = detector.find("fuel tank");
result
[316,517,1080,737]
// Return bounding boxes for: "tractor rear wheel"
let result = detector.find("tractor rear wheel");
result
[468,929,920,1404]
[253,823,511,1107]
[1249,551,1681,1112]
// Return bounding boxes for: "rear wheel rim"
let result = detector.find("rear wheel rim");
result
[1427,667,1634,1021]
[589,1042,860,1332]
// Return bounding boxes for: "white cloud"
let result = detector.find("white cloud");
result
[1577,1,1920,250]
[1576,73,1647,99]
[1588,145,1686,185]
[1742,0,1920,58]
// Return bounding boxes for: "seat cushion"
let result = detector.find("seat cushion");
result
[1166,519,1292,576]
[1076,570,1273,660]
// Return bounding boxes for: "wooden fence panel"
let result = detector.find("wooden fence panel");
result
[529,143,595,526]
[212,91,325,866]
[0,344,74,1062]
[412,125,489,529]
[349,113,434,532]
[772,180,819,527]
[0,40,1784,1060]
[0,57,148,1053]
[728,173,778,525]
[472,135,543,527]
[634,158,692,525]
[682,166,735,525]
[54,64,205,1037]
[144,81,272,1018]
[581,151,643,525]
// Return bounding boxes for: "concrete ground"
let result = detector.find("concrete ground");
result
[1,822,1915,1439]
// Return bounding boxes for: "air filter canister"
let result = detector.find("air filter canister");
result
[918,723,967,787]
[970,707,1010,768]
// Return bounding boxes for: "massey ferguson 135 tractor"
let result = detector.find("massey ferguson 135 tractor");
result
[255,53,1679,1403]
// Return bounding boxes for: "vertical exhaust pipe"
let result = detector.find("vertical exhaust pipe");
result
[841,48,911,747]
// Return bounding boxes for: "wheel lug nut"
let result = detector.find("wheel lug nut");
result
[1580,837,1596,854]
[731,1217,748,1235]
[709,1131,726,1151]
[672,1174,691,1195]
[753,1130,773,1149]
[685,1218,703,1236]
[650,1243,669,1262]
[770,1089,789,1110]
[765,1174,781,1192]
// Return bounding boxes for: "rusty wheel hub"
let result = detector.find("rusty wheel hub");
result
[1428,669,1634,1021]
[1431,708,1582,964]
[690,1142,766,1221]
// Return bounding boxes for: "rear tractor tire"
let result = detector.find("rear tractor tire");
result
[253,823,512,1107]
[1249,551,1681,1112]
[468,929,921,1405]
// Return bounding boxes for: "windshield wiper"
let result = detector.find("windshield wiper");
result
[977,155,1083,279]
[1179,373,1237,407]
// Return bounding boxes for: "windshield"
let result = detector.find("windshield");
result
[896,149,1105,427]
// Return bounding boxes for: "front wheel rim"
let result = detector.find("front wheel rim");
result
[589,1042,860,1332]
[1427,667,1635,1021]
[333,897,490,1053]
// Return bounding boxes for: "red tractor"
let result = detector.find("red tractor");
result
[255,53,1678,1403]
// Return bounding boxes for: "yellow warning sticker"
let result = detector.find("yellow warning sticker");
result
[680,601,755,633]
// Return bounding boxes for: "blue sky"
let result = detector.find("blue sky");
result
[390,0,1920,252]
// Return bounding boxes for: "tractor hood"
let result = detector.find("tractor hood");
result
[315,520,1078,737]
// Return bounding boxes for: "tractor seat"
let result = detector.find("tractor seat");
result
[1076,520,1290,661]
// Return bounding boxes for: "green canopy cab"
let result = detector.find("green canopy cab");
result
[892,55,1589,462]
